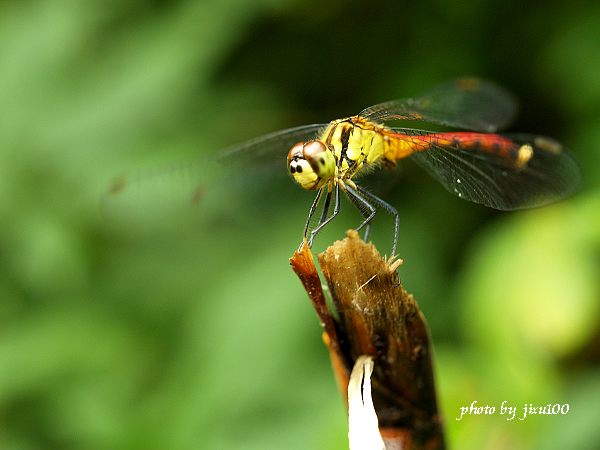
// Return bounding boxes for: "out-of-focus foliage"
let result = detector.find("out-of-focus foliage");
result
[0,1,598,449]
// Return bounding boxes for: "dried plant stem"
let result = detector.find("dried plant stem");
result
[290,230,445,450]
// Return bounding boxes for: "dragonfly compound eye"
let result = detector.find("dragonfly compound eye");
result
[303,140,335,180]
[287,142,317,189]
[286,140,334,190]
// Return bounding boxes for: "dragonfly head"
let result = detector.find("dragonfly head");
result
[287,140,336,190]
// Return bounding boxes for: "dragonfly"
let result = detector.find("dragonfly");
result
[109,78,581,256]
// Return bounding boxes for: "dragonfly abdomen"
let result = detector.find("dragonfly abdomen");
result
[386,131,533,169]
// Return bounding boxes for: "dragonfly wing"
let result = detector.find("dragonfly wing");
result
[359,78,517,132]
[217,123,326,166]
[104,123,326,220]
[405,131,581,210]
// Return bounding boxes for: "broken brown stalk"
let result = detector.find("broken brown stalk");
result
[290,230,445,450]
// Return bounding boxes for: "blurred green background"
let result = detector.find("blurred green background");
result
[1,1,599,449]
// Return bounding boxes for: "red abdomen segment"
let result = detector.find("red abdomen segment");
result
[385,131,528,167]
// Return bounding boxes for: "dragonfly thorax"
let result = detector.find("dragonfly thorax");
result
[287,140,336,190]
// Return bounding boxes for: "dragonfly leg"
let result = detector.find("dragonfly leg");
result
[356,185,399,257]
[307,184,341,247]
[318,189,333,225]
[345,187,372,241]
[363,222,372,242]
[307,190,332,247]
[302,188,324,240]
[344,184,376,235]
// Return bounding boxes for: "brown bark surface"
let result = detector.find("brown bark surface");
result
[290,230,445,450]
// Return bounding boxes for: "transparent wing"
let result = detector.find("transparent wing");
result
[359,78,517,132]
[103,124,325,220]
[216,123,326,166]
[400,130,581,210]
